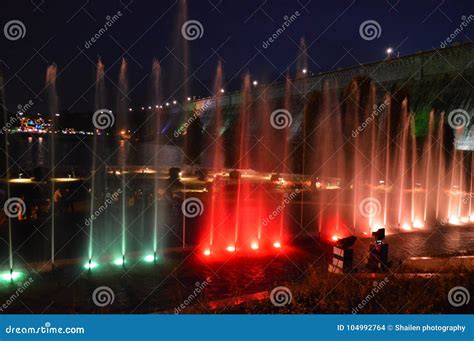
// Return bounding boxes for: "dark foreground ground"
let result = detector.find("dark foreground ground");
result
[0,226,473,314]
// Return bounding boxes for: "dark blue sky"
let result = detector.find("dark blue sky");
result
[0,0,473,113]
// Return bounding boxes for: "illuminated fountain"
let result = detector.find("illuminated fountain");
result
[46,64,58,270]
[152,58,162,263]
[118,58,129,267]
[86,59,105,269]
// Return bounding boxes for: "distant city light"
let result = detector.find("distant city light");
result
[220,88,225,93]
[386,47,393,55]
[129,108,133,111]
[252,80,258,86]
[302,68,307,74]
[187,97,191,101]
[173,100,177,105]
[155,105,159,108]
[166,102,170,106]
[148,106,152,110]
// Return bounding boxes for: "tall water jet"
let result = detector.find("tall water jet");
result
[89,58,106,265]
[117,58,128,264]
[46,64,59,269]
[410,116,417,226]
[348,81,360,231]
[0,75,14,277]
[366,83,378,230]
[152,58,161,260]
[397,99,409,227]
[313,80,345,238]
[296,37,308,79]
[233,73,252,247]
[422,111,435,222]
[382,94,392,226]
[278,72,293,241]
[435,112,446,219]
[207,61,225,249]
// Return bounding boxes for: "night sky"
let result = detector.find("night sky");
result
[0,0,472,113]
